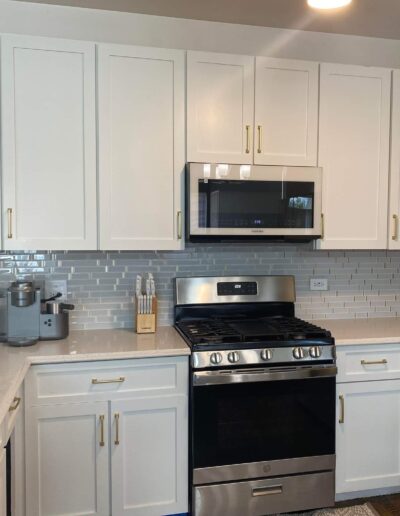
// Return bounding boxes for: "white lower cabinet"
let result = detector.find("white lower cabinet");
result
[336,344,400,496]
[336,379,400,494]
[111,396,188,516]
[25,357,189,516]
[26,401,110,516]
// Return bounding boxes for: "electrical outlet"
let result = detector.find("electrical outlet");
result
[45,279,68,301]
[310,278,328,291]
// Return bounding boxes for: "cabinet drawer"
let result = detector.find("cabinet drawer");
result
[337,344,400,383]
[3,387,22,443]
[26,357,188,405]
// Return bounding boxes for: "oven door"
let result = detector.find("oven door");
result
[187,163,322,239]
[191,365,336,485]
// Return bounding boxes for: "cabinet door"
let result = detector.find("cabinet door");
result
[111,395,188,516]
[336,380,400,494]
[254,57,318,166]
[1,35,97,250]
[318,63,391,250]
[25,402,109,516]
[389,70,400,249]
[98,44,185,250]
[187,51,254,164]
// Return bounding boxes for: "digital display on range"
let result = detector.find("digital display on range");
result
[217,282,258,296]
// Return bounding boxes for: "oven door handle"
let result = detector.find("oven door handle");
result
[193,365,337,386]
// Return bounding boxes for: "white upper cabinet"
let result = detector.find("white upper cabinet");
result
[389,70,400,249]
[187,51,255,164]
[318,63,391,250]
[1,35,97,250]
[98,44,185,250]
[254,58,319,166]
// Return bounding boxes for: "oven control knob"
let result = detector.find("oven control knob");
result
[228,351,240,364]
[309,346,322,358]
[210,352,223,365]
[293,347,305,360]
[260,349,273,361]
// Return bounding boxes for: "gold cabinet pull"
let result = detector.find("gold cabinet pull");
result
[9,397,21,412]
[321,213,325,240]
[245,125,251,154]
[92,377,125,385]
[114,413,120,445]
[339,395,345,424]
[99,415,105,447]
[177,211,183,240]
[257,125,263,154]
[393,215,399,241]
[361,359,388,366]
[7,208,12,239]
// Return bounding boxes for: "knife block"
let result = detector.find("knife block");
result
[135,296,157,334]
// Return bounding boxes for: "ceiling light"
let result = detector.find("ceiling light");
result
[307,0,352,9]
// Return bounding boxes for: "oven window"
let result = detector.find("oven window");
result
[192,377,335,469]
[198,180,314,229]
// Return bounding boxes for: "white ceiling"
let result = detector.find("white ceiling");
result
[15,0,400,41]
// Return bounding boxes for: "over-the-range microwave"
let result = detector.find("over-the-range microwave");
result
[186,163,322,242]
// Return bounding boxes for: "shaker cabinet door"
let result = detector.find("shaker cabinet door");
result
[111,395,188,516]
[1,35,97,250]
[254,57,319,166]
[187,51,255,164]
[336,380,400,494]
[25,402,110,516]
[389,70,400,249]
[98,44,185,250]
[318,63,391,250]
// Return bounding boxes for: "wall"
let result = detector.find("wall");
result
[2,0,400,67]
[1,245,400,330]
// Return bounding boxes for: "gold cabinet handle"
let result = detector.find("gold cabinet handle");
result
[361,359,388,366]
[393,215,399,241]
[9,397,21,412]
[321,213,325,240]
[114,413,120,445]
[177,211,183,240]
[7,208,12,239]
[257,125,263,154]
[245,125,251,154]
[99,414,105,446]
[92,377,125,385]
[339,395,344,424]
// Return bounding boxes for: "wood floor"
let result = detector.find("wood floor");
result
[338,494,400,515]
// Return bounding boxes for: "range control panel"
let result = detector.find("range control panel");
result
[217,281,258,296]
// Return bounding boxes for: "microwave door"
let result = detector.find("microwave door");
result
[188,163,322,239]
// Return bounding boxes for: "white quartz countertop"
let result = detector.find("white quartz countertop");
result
[0,327,189,428]
[313,317,400,346]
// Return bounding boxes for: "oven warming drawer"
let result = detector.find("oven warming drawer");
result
[194,470,335,516]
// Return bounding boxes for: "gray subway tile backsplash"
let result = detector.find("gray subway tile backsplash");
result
[2,242,400,330]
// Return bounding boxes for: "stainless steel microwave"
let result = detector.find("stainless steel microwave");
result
[186,163,322,242]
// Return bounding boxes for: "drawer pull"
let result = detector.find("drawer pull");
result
[9,397,21,412]
[252,485,283,497]
[361,359,388,366]
[114,413,120,445]
[257,125,263,154]
[99,415,105,447]
[92,377,125,385]
[339,394,344,424]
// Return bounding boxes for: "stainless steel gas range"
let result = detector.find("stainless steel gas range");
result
[174,275,337,516]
